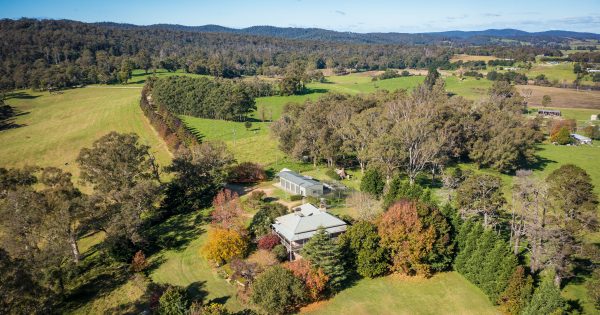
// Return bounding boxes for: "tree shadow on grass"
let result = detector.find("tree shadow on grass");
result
[207,295,231,305]
[147,212,207,254]
[62,257,132,313]
[0,104,28,131]
[186,281,209,303]
[5,91,41,100]
[526,153,556,172]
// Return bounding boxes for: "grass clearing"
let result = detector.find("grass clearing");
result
[301,272,498,315]
[0,87,171,183]
[445,76,493,100]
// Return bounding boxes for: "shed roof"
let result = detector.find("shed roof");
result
[278,169,322,188]
[272,203,347,241]
[571,133,592,141]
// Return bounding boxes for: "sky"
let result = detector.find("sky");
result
[1,0,600,33]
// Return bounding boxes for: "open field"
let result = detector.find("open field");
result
[517,85,600,109]
[526,62,578,83]
[301,273,498,315]
[450,54,499,62]
[308,74,425,95]
[445,76,493,100]
[0,87,171,183]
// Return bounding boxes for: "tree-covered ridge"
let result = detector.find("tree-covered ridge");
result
[0,18,564,92]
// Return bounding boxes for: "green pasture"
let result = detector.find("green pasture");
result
[0,87,172,183]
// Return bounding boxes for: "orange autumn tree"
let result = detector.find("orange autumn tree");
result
[202,228,248,265]
[284,259,328,301]
[211,189,244,230]
[377,200,453,277]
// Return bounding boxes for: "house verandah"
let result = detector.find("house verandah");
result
[271,203,347,260]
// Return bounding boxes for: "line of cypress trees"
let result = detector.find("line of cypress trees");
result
[454,220,518,303]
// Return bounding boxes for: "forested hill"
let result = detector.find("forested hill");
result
[96,22,600,45]
[0,18,583,91]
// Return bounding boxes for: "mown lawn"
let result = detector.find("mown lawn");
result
[148,211,245,312]
[0,87,171,183]
[301,272,499,315]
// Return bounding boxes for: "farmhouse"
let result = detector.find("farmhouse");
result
[271,203,347,260]
[538,109,561,117]
[571,133,593,145]
[277,168,323,197]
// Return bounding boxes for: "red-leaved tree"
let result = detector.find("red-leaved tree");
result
[211,189,244,230]
[257,234,280,250]
[284,259,328,301]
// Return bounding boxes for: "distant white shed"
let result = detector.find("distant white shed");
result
[571,133,592,145]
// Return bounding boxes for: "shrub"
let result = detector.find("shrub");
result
[549,126,572,145]
[199,303,230,315]
[583,125,600,140]
[548,119,576,135]
[257,234,280,250]
[158,286,189,315]
[202,228,248,265]
[360,168,385,199]
[325,168,339,180]
[247,249,279,270]
[250,266,307,315]
[228,162,267,183]
[376,69,400,80]
[289,195,303,201]
[272,244,288,262]
[131,250,148,273]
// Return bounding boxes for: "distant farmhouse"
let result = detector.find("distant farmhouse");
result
[538,109,561,117]
[571,133,593,145]
[271,203,347,260]
[277,168,323,197]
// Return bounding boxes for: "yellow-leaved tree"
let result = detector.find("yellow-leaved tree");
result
[202,228,248,265]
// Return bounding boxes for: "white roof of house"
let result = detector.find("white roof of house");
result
[272,203,347,241]
[278,169,322,188]
[571,133,592,141]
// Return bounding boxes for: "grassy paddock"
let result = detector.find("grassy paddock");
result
[0,87,171,183]
[517,85,600,110]
[445,76,493,100]
[450,54,499,62]
[301,272,498,315]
